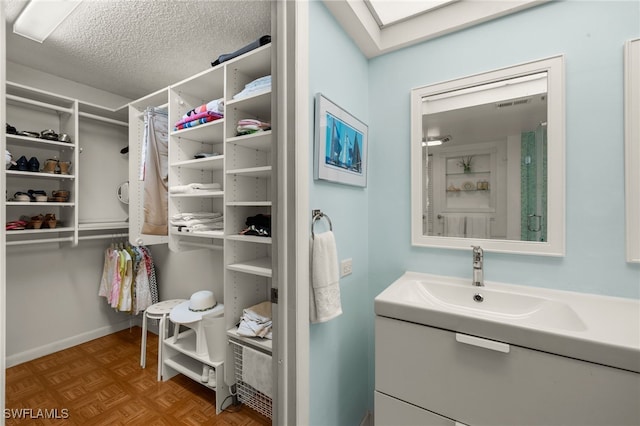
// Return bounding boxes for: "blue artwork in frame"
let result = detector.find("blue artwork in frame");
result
[314,93,368,187]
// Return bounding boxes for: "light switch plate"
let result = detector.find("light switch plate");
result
[340,258,353,277]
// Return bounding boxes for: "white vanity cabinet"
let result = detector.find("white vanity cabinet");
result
[375,316,640,426]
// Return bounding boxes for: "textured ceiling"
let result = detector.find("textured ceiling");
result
[4,0,272,101]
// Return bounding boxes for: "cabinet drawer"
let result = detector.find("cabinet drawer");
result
[375,316,640,426]
[375,391,457,426]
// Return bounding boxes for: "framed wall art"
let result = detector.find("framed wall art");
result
[314,93,368,187]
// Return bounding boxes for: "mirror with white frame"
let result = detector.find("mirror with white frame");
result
[625,39,640,263]
[411,56,565,256]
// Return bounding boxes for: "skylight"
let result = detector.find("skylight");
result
[366,0,458,27]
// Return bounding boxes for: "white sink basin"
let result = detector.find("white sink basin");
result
[414,278,587,332]
[375,271,640,373]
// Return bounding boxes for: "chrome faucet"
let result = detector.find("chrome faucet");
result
[471,245,484,287]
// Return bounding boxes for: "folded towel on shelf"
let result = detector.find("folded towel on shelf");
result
[310,231,342,323]
[242,346,272,398]
[174,110,223,128]
[174,113,222,131]
[233,75,271,100]
[169,183,222,194]
[466,216,490,239]
[178,226,224,235]
[237,118,271,136]
[170,217,223,227]
[181,98,224,120]
[237,301,272,339]
[172,211,222,221]
[444,215,466,238]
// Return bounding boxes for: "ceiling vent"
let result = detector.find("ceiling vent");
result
[496,98,531,108]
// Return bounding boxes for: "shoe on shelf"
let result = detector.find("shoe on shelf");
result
[15,155,28,171]
[201,365,210,382]
[58,161,71,175]
[27,157,40,172]
[208,369,216,387]
[42,159,58,174]
[44,213,57,229]
[13,192,31,202]
[27,215,44,229]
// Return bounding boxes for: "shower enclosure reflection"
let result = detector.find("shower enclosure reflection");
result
[422,74,547,241]
[411,56,565,255]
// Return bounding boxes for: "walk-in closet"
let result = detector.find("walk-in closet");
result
[1,2,283,424]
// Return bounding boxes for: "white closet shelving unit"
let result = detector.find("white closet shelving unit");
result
[137,43,274,418]
[223,44,274,419]
[4,82,129,246]
[167,64,226,252]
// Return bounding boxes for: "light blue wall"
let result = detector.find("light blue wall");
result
[368,0,640,299]
[367,0,639,410]
[309,0,640,423]
[308,2,370,425]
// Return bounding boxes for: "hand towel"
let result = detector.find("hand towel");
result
[310,231,342,323]
[444,215,466,237]
[466,216,490,239]
[242,346,272,398]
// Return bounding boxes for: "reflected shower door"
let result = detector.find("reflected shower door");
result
[521,124,548,241]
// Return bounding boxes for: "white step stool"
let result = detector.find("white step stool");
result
[140,299,186,381]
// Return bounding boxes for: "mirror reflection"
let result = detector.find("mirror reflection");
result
[421,72,547,241]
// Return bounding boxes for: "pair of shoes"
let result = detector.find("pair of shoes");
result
[13,156,40,172]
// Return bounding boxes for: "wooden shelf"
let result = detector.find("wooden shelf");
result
[226,235,272,244]
[171,155,224,170]
[227,257,272,277]
[226,166,272,178]
[170,190,224,198]
[170,119,224,143]
[6,134,76,149]
[226,201,271,207]
[227,327,272,354]
[6,201,75,207]
[164,330,223,368]
[6,227,74,235]
[5,170,75,180]
[227,130,272,152]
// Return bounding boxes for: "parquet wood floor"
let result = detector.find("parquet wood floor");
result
[5,327,271,426]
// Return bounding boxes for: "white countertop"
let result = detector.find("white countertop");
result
[374,271,640,373]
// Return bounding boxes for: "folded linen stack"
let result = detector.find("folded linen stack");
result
[169,182,222,194]
[174,98,224,131]
[236,118,271,136]
[233,75,271,100]
[237,301,272,339]
[170,211,224,233]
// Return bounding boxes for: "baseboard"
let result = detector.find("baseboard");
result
[360,410,373,426]
[6,319,140,367]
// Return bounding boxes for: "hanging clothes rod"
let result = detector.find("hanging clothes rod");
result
[311,209,333,239]
[78,233,129,241]
[6,236,74,246]
[180,241,223,251]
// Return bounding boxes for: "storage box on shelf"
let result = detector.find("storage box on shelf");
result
[4,82,79,246]
[168,66,226,252]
